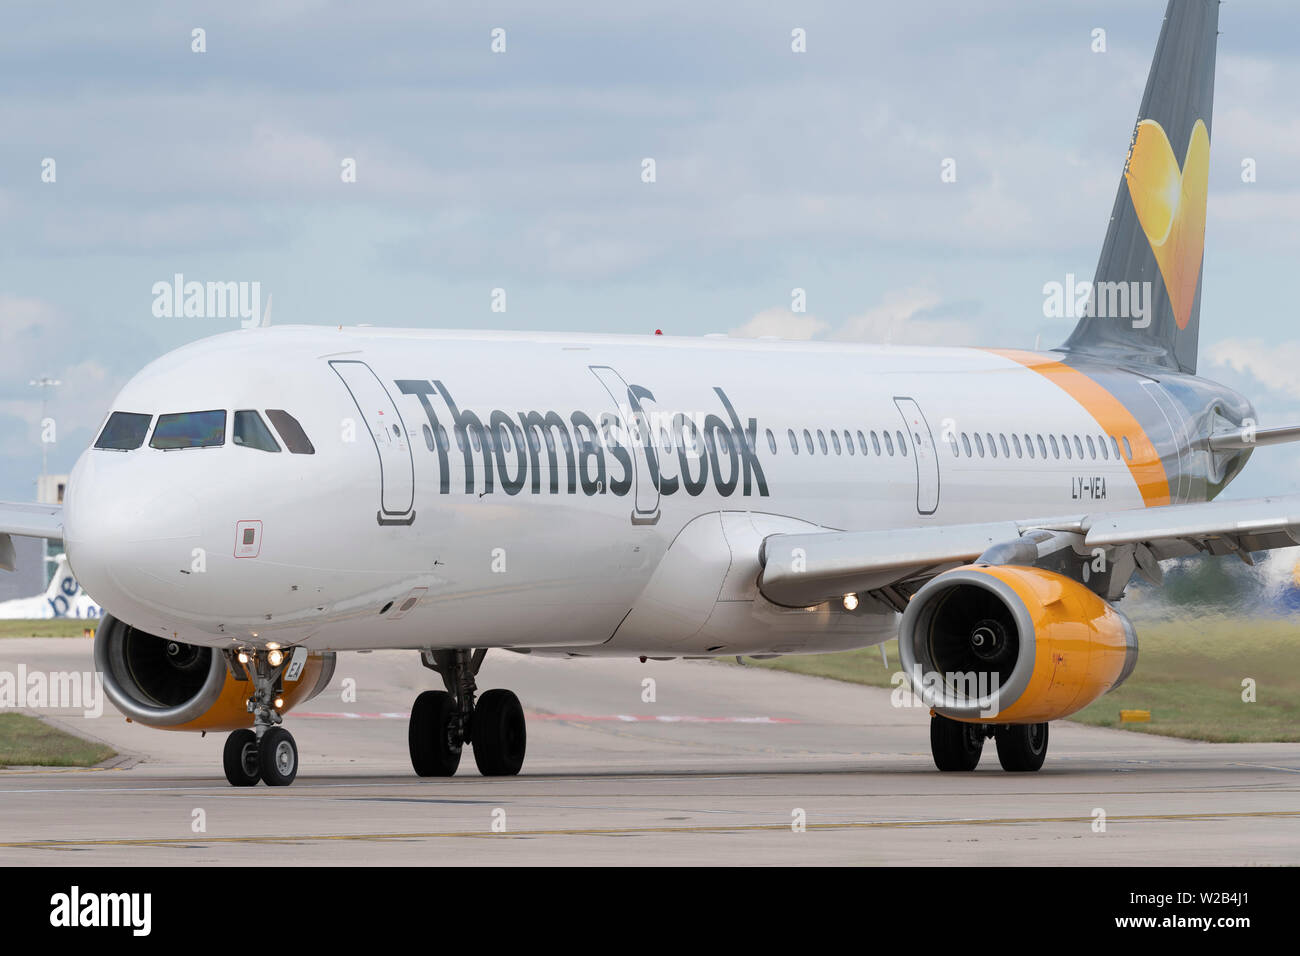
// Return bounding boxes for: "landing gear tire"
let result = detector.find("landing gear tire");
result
[258,726,298,786]
[995,722,1049,772]
[472,688,526,777]
[409,689,462,776]
[223,728,260,787]
[930,714,984,771]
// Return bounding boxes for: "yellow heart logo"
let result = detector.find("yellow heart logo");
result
[1124,118,1209,331]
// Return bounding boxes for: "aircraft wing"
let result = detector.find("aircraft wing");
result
[0,501,64,572]
[757,494,1300,608]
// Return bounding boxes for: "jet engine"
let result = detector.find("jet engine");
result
[93,613,336,732]
[898,565,1137,723]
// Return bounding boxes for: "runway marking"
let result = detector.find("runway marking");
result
[4,808,1299,849]
[1236,763,1300,774]
[293,711,798,724]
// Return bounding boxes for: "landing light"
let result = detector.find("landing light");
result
[237,651,249,664]
[842,593,859,611]
[274,697,284,709]
[268,649,284,667]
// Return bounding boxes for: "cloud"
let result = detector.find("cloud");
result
[1206,338,1300,400]
[835,289,976,345]
[729,289,978,346]
[728,308,828,340]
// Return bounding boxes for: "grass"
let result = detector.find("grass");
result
[739,617,1300,742]
[0,619,97,638]
[0,713,116,768]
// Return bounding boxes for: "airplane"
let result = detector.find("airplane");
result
[0,552,101,619]
[2,0,1295,786]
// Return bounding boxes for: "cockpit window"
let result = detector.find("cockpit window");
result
[233,410,281,452]
[94,412,153,451]
[149,410,226,450]
[265,409,315,455]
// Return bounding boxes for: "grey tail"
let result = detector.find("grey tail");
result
[1060,0,1219,375]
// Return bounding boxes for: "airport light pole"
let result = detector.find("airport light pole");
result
[29,375,60,484]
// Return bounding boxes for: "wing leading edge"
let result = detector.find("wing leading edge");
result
[0,501,64,572]
[757,494,1300,608]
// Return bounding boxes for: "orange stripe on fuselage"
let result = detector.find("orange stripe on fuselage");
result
[987,349,1171,507]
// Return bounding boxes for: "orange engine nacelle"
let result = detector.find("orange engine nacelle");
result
[897,565,1137,724]
[93,614,336,732]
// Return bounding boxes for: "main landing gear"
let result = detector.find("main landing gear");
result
[221,648,300,787]
[930,714,1049,772]
[408,648,527,777]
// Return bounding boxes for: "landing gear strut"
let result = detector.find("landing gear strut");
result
[408,648,526,777]
[221,647,299,787]
[929,714,1049,772]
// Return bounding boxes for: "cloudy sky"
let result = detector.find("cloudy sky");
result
[3,0,1300,501]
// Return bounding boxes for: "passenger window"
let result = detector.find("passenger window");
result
[1036,434,1047,459]
[1012,434,1023,458]
[1073,435,1084,459]
[1111,435,1123,459]
[883,431,895,456]
[999,433,1010,458]
[897,431,908,456]
[803,429,814,454]
[233,410,281,452]
[150,410,226,450]
[1024,434,1034,459]
[766,429,777,454]
[1098,435,1108,460]
[986,432,996,458]
[857,431,868,455]
[422,424,435,452]
[974,433,985,458]
[961,433,971,457]
[95,412,152,451]
[1086,435,1097,459]
[788,429,799,454]
[831,431,841,455]
[1049,435,1060,459]
[438,426,450,452]
[266,410,316,455]
[845,430,855,455]
[1061,434,1072,459]
[817,430,828,454]
[1122,436,1134,460]
[872,431,882,455]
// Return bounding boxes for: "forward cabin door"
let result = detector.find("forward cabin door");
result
[330,359,416,524]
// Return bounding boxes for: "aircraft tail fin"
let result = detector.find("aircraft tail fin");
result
[1060,0,1219,375]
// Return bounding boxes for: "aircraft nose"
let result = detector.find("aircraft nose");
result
[65,450,203,615]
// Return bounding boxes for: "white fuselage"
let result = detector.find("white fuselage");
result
[64,326,1153,658]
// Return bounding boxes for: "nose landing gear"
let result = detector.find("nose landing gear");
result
[409,648,527,777]
[221,648,300,787]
